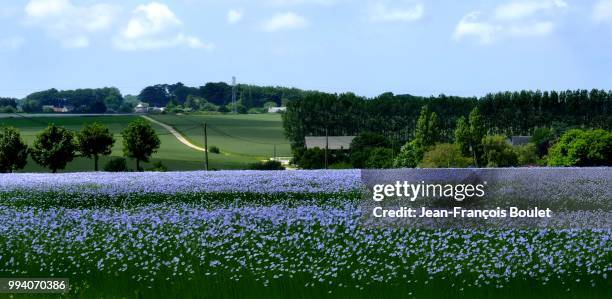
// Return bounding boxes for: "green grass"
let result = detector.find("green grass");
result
[0,114,290,172]
[149,114,292,157]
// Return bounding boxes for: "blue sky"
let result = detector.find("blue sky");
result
[1,0,612,98]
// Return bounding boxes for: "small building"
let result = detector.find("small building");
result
[268,107,287,113]
[305,136,356,150]
[42,105,70,113]
[508,136,531,146]
[134,103,148,113]
[149,107,166,113]
[53,106,69,113]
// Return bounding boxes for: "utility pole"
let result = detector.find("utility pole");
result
[324,128,329,169]
[204,123,209,171]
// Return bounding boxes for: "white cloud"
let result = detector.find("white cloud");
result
[494,0,567,20]
[263,12,308,31]
[24,0,120,48]
[23,1,210,50]
[454,12,499,44]
[593,0,612,23]
[227,9,244,24]
[0,37,25,50]
[454,0,565,44]
[114,2,211,50]
[369,2,424,22]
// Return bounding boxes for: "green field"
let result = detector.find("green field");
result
[0,114,290,172]
[149,114,291,157]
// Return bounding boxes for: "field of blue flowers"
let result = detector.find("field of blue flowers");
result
[0,170,610,298]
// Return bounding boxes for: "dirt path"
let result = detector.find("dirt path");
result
[141,115,206,152]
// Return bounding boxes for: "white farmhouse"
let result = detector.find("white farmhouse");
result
[268,107,287,113]
[134,103,148,113]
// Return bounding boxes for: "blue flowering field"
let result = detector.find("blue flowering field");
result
[0,170,610,298]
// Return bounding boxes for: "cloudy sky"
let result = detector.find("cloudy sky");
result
[1,0,611,98]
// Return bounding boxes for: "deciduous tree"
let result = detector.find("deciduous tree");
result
[0,127,28,173]
[122,119,160,171]
[31,124,76,173]
[77,122,115,171]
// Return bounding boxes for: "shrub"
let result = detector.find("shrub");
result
[201,102,219,112]
[148,161,168,172]
[393,140,422,168]
[329,162,353,169]
[294,148,325,169]
[103,157,128,172]
[481,135,518,167]
[249,160,285,170]
[364,147,394,169]
[350,132,391,168]
[209,146,220,154]
[420,143,472,168]
[263,101,278,109]
[548,129,612,166]
[530,127,555,157]
[118,102,134,113]
[294,147,348,169]
[514,143,538,166]
[0,106,16,113]
[247,108,266,114]
[237,104,248,114]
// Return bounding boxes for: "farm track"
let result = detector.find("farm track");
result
[141,115,206,152]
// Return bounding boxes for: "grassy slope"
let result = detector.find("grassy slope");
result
[149,114,292,157]
[0,114,281,172]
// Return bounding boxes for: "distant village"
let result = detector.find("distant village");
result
[39,103,287,114]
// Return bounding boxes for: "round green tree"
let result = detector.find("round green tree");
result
[420,143,472,168]
[548,129,612,166]
[0,126,29,173]
[122,119,160,171]
[31,124,76,173]
[481,135,518,167]
[77,122,115,171]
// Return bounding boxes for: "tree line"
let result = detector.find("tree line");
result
[0,98,18,113]
[139,82,313,112]
[18,87,126,113]
[293,105,611,169]
[282,89,612,150]
[3,82,314,114]
[0,120,160,173]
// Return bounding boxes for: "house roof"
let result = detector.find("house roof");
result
[305,136,356,150]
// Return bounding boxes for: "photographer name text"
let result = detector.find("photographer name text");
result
[372,206,552,219]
